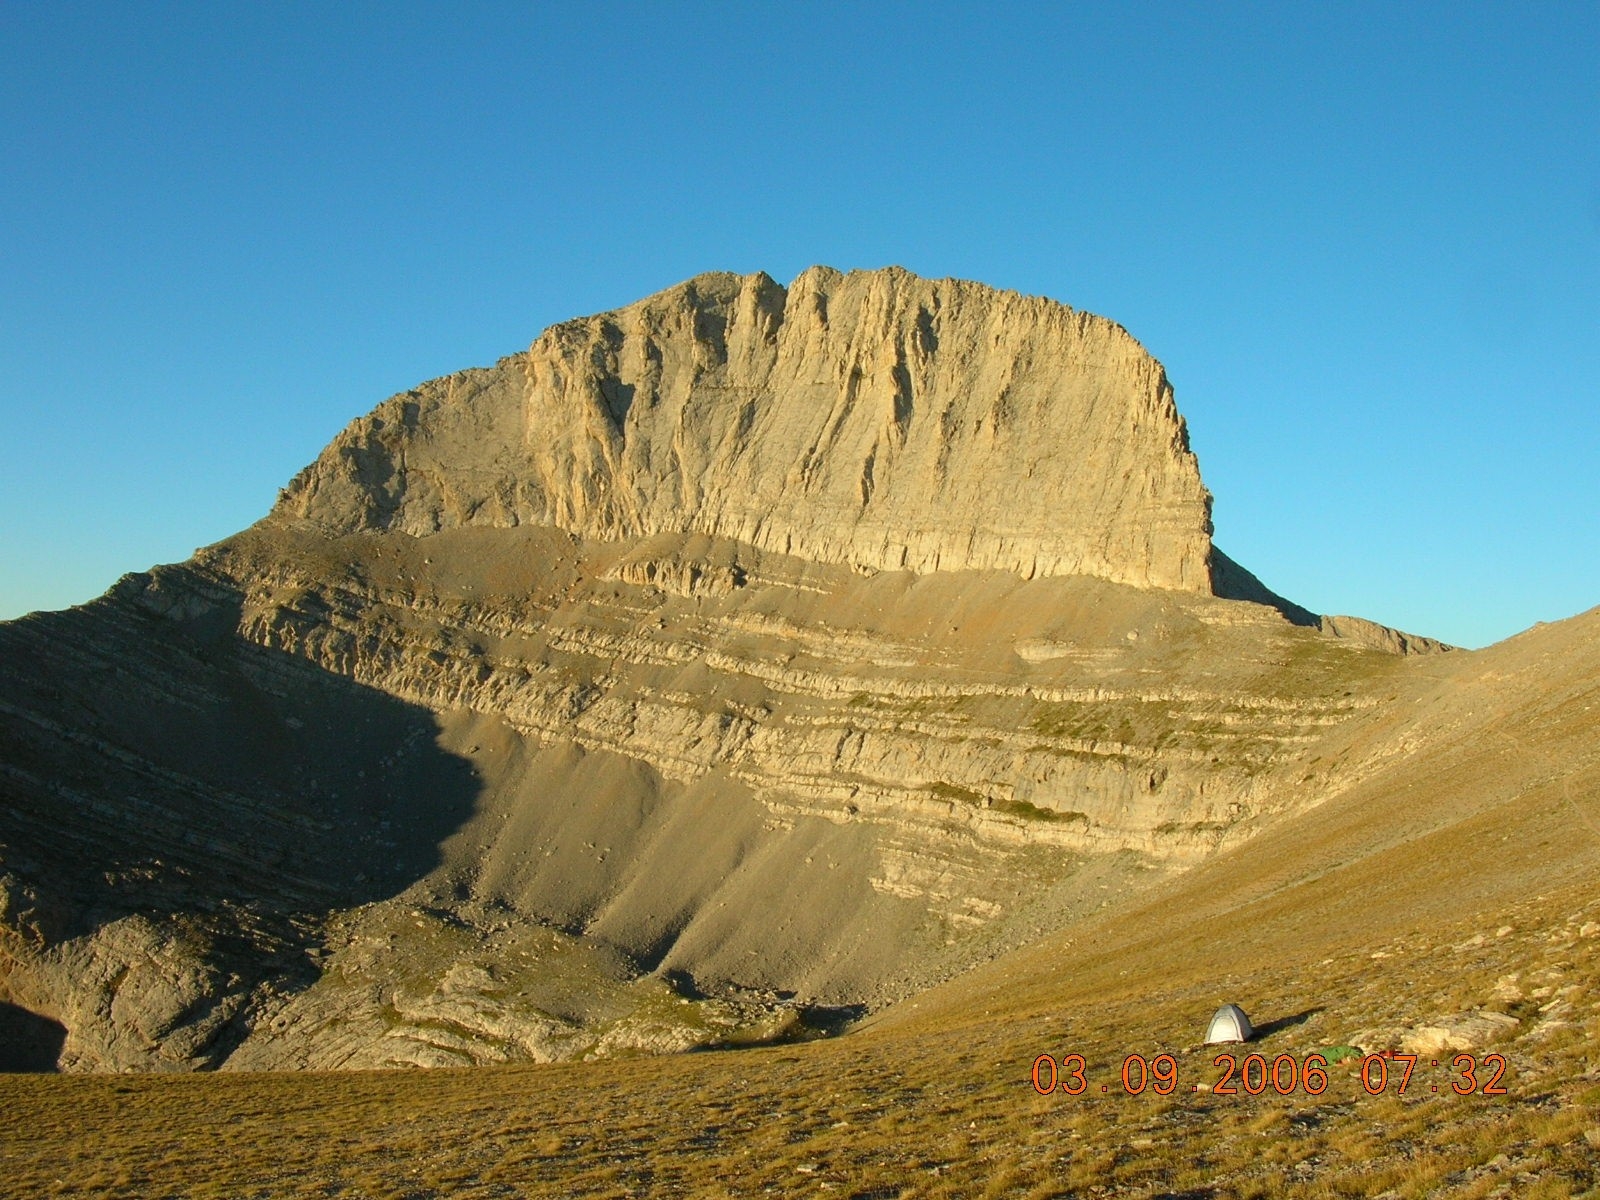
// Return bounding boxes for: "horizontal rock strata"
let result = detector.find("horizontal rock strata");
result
[278,267,1215,591]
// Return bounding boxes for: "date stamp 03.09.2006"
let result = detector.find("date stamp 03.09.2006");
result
[1030,1050,1509,1099]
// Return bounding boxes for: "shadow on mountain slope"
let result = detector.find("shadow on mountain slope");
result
[1208,547,1319,627]
[0,567,482,1069]
[0,1001,66,1071]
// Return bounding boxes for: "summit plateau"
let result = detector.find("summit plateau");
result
[2,267,1455,1072]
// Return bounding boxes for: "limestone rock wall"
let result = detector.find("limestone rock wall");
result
[278,267,1215,591]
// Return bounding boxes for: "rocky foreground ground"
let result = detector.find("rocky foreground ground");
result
[2,869,1595,1198]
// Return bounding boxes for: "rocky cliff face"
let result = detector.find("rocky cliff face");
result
[278,268,1215,591]
[0,268,1444,1073]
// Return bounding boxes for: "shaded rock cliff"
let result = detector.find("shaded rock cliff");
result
[278,267,1215,591]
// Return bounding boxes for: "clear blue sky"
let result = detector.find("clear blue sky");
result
[2,3,1595,648]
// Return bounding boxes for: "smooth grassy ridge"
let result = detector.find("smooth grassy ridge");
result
[3,880,1596,1199]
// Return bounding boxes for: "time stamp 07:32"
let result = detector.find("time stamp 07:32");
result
[1030,1050,1510,1099]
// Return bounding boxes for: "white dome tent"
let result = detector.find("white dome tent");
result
[1204,1003,1255,1044]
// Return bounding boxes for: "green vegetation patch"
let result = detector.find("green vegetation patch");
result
[991,798,1090,824]
[925,780,986,805]
[1153,819,1231,837]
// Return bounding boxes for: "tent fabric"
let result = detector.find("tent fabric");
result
[1205,1003,1254,1044]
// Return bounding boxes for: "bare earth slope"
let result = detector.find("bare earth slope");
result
[876,602,1600,1038]
[1,267,1460,1075]
[1,607,1594,1195]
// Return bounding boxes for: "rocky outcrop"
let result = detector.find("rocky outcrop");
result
[1319,614,1456,656]
[278,268,1215,591]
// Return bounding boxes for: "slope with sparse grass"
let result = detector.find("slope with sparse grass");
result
[2,607,1595,1196]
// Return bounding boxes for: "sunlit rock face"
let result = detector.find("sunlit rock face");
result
[280,267,1215,592]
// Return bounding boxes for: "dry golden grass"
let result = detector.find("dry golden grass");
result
[3,877,1596,1198]
[5,602,1596,1196]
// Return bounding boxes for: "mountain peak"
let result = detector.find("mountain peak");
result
[277,267,1215,592]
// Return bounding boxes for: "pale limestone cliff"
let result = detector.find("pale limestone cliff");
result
[278,267,1215,591]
